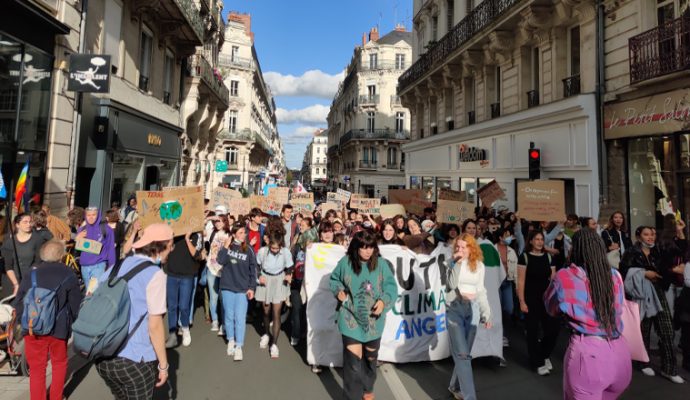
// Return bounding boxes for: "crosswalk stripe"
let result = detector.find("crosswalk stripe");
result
[380,363,414,400]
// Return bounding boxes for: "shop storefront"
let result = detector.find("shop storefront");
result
[404,94,599,218]
[605,88,690,230]
[0,1,68,209]
[75,98,181,209]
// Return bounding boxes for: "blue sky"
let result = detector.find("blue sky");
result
[222,0,413,169]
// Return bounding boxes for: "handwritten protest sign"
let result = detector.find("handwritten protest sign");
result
[290,192,315,214]
[380,204,406,219]
[438,188,466,202]
[436,200,474,224]
[320,202,341,213]
[355,198,381,215]
[326,192,343,207]
[249,195,264,210]
[228,198,251,217]
[268,187,289,206]
[212,187,242,210]
[517,180,566,222]
[388,189,431,215]
[477,180,505,206]
[137,186,205,235]
[337,188,352,202]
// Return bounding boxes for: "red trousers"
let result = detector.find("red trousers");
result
[24,335,68,400]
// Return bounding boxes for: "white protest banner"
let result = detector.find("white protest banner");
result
[337,188,352,202]
[474,239,508,358]
[305,243,504,366]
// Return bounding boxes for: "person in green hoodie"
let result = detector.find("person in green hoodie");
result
[330,230,397,400]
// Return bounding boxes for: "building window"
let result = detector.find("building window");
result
[447,0,455,32]
[568,26,580,76]
[139,28,153,91]
[226,147,238,165]
[317,147,320,154]
[367,111,375,132]
[395,54,405,69]
[396,112,405,133]
[387,147,397,165]
[368,85,376,98]
[431,16,439,41]
[104,0,122,74]
[230,80,239,96]
[369,53,378,69]
[231,45,239,62]
[532,47,540,91]
[228,110,238,133]
[163,50,174,105]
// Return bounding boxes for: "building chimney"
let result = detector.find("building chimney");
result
[362,33,367,46]
[369,27,379,42]
[394,23,407,32]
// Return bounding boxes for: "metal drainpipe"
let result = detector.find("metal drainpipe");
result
[67,0,88,208]
[596,0,608,208]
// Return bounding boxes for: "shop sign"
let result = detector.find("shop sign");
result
[147,133,162,147]
[458,144,489,166]
[604,88,690,139]
[67,54,111,93]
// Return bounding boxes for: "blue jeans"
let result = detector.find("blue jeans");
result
[207,274,220,323]
[167,275,195,332]
[221,290,248,347]
[447,299,479,400]
[499,279,514,316]
[81,262,106,287]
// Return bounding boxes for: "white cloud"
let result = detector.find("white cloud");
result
[280,126,324,145]
[264,70,344,98]
[276,104,330,125]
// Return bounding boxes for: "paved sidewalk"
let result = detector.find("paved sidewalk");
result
[0,375,29,400]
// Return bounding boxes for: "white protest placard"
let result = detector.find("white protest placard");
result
[337,188,352,202]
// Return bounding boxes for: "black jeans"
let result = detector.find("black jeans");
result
[290,283,304,339]
[525,301,560,369]
[342,335,381,400]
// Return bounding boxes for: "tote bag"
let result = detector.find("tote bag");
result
[621,300,649,362]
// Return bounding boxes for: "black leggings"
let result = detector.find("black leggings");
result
[525,301,560,369]
[342,335,381,400]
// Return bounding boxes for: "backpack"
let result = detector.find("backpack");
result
[71,259,155,361]
[21,269,70,336]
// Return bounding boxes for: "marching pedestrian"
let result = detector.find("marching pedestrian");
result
[330,230,397,400]
[13,240,82,400]
[517,230,560,375]
[544,228,632,399]
[94,223,172,400]
[207,215,230,334]
[217,223,257,361]
[77,207,116,289]
[256,234,293,358]
[602,211,633,258]
[104,209,126,261]
[119,195,138,228]
[281,204,299,249]
[246,208,266,254]
[1,213,50,297]
[494,227,518,347]
[378,219,404,245]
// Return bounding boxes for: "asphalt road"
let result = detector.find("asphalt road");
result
[63,307,689,400]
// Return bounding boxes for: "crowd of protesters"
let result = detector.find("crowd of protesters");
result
[1,190,690,400]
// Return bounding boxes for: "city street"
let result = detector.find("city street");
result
[59,309,689,400]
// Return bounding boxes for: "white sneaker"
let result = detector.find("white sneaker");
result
[544,358,553,371]
[641,367,656,377]
[290,337,299,346]
[0,349,6,363]
[226,340,235,356]
[270,344,279,359]
[259,334,270,349]
[234,347,243,361]
[537,365,551,376]
[211,321,219,331]
[181,327,192,347]
[660,372,685,384]
[502,336,510,347]
[448,387,463,400]
[217,326,224,336]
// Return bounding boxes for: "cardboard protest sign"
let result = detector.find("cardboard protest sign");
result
[477,180,505,206]
[249,195,264,210]
[349,193,365,208]
[380,204,406,219]
[212,187,242,210]
[228,198,251,217]
[438,188,466,202]
[436,199,474,224]
[290,192,316,214]
[320,202,341,213]
[326,192,343,207]
[75,237,103,255]
[517,180,566,222]
[337,188,352,202]
[354,198,381,215]
[268,187,289,206]
[137,186,205,235]
[388,189,431,215]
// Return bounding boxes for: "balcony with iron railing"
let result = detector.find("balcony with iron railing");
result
[173,0,205,43]
[629,15,690,84]
[361,61,406,71]
[359,160,378,170]
[189,53,230,106]
[219,54,254,69]
[359,94,380,105]
[563,75,581,98]
[328,144,339,155]
[399,0,522,93]
[340,129,411,147]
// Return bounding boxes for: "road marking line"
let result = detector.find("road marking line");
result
[380,363,414,400]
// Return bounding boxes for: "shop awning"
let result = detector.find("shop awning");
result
[4,1,69,53]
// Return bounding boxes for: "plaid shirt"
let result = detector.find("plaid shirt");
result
[544,264,624,337]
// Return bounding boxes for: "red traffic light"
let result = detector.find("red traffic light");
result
[529,150,540,159]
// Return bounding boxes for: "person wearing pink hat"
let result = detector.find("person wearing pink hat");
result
[95,223,174,399]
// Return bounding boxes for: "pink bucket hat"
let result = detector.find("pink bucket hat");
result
[132,223,174,249]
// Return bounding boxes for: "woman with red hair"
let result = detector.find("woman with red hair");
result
[445,233,492,400]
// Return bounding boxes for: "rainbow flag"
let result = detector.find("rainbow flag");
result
[0,169,6,198]
[14,160,29,213]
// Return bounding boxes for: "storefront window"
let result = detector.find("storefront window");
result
[628,137,677,229]
[460,178,477,205]
[111,154,145,206]
[159,159,178,188]
[436,177,451,200]
[421,176,435,201]
[410,176,420,189]
[15,45,52,152]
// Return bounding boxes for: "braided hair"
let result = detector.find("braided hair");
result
[570,229,618,337]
